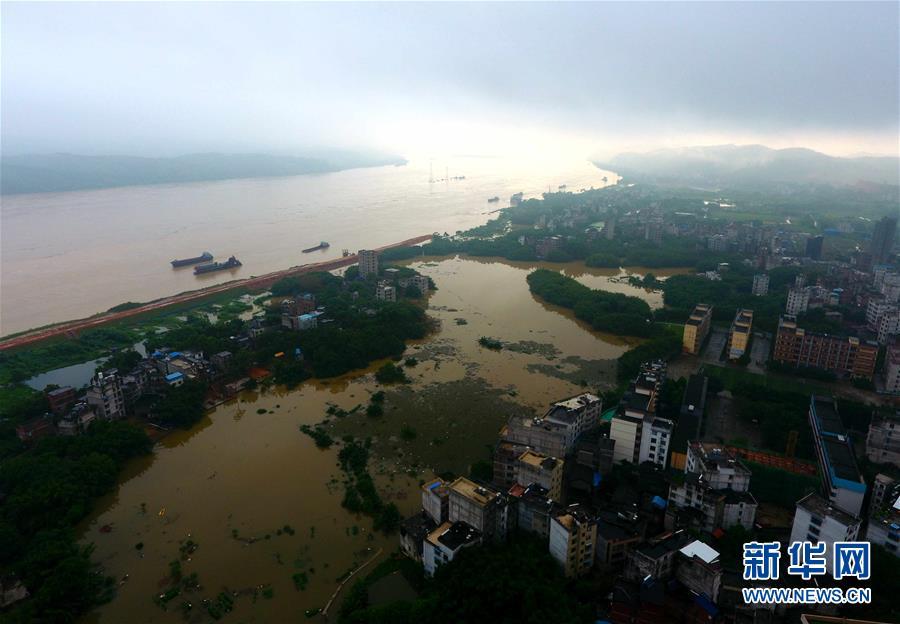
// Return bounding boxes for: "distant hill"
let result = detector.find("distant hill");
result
[0,151,407,195]
[596,145,899,189]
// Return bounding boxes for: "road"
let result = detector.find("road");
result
[0,234,433,351]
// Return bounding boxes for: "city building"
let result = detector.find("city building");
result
[885,345,900,395]
[676,541,723,602]
[15,416,55,442]
[549,506,597,578]
[866,478,900,557]
[422,521,482,577]
[786,287,810,316]
[638,416,673,468]
[448,477,508,542]
[869,215,897,264]
[866,410,900,466]
[507,483,558,538]
[773,315,878,379]
[751,273,769,296]
[503,393,601,458]
[399,512,437,562]
[421,478,450,524]
[624,530,692,583]
[670,375,707,470]
[805,235,824,260]
[398,274,429,294]
[86,370,126,420]
[357,249,379,278]
[515,450,564,500]
[611,362,667,465]
[375,281,396,302]
[871,473,897,511]
[682,304,713,355]
[866,297,897,332]
[877,310,900,345]
[56,402,97,436]
[808,395,866,517]
[726,309,753,360]
[595,510,644,569]
[46,386,77,415]
[790,493,862,574]
[667,442,757,532]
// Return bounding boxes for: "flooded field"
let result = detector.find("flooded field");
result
[80,257,676,623]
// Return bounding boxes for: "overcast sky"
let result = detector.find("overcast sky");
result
[2,2,898,159]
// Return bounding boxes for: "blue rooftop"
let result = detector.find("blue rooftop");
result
[165,372,184,381]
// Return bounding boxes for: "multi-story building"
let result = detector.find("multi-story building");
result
[667,441,757,532]
[805,235,824,260]
[422,521,482,577]
[595,510,644,569]
[786,286,810,316]
[375,281,396,303]
[790,493,862,574]
[877,311,900,345]
[506,483,558,538]
[866,410,900,466]
[707,235,728,253]
[611,362,669,465]
[870,473,897,511]
[869,215,897,264]
[422,478,450,524]
[676,540,723,602]
[885,345,900,396]
[726,309,753,360]
[866,297,897,332]
[448,477,508,542]
[357,249,379,278]
[398,274,429,294]
[56,402,97,436]
[515,450,564,500]
[751,273,769,296]
[866,477,900,557]
[503,393,601,458]
[670,375,707,470]
[773,315,878,379]
[682,303,712,355]
[86,370,126,420]
[624,530,691,583]
[549,507,597,578]
[638,417,673,468]
[808,395,867,517]
[46,386,77,415]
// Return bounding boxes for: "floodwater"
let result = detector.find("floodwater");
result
[25,341,147,391]
[1,157,615,336]
[80,256,674,624]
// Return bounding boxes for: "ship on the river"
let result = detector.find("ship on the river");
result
[487,196,500,203]
[194,256,241,274]
[171,251,213,267]
[302,241,330,253]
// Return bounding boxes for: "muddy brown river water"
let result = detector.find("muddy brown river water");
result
[79,256,684,623]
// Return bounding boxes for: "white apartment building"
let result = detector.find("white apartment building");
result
[638,416,674,467]
[422,521,482,577]
[752,273,769,296]
[790,493,862,574]
[786,287,810,316]
[375,281,397,303]
[884,346,900,396]
[86,370,126,420]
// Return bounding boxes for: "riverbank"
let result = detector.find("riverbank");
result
[0,234,432,350]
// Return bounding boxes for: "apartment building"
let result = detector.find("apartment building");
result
[398,274,430,294]
[751,273,769,296]
[506,483,558,539]
[422,521,482,577]
[773,315,878,380]
[667,442,757,532]
[448,477,508,542]
[790,493,862,574]
[682,303,713,355]
[866,478,900,557]
[503,393,601,458]
[866,410,900,466]
[357,249,379,277]
[808,395,867,517]
[422,478,450,524]
[611,361,671,466]
[885,345,900,396]
[86,370,126,420]
[726,309,753,360]
[375,281,397,302]
[516,450,564,500]
[549,507,597,578]
[786,287,810,316]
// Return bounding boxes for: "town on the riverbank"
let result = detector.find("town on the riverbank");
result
[2,182,898,623]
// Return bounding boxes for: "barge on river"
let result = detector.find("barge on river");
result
[194,256,242,274]
[171,252,213,267]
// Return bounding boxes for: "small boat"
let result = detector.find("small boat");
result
[558,184,567,191]
[302,241,330,253]
[194,256,242,274]
[171,252,213,267]
[487,196,500,203]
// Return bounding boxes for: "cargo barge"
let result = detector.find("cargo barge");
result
[302,241,330,253]
[194,256,242,274]
[171,251,213,267]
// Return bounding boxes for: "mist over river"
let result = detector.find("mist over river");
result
[1,157,615,336]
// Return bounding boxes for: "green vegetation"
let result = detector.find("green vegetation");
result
[374,362,409,384]
[477,336,503,350]
[299,424,334,448]
[153,380,207,429]
[0,421,152,622]
[743,461,819,508]
[527,269,653,337]
[338,535,591,624]
[338,440,400,534]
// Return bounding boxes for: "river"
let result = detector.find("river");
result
[1,157,615,336]
[79,256,682,623]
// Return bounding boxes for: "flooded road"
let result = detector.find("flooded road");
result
[80,257,672,623]
[1,157,615,335]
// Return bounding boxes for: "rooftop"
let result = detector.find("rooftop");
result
[449,477,499,507]
[821,437,863,486]
[679,540,720,565]
[427,521,481,551]
[518,449,558,471]
[796,493,859,527]
[810,395,845,436]
[636,530,692,560]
